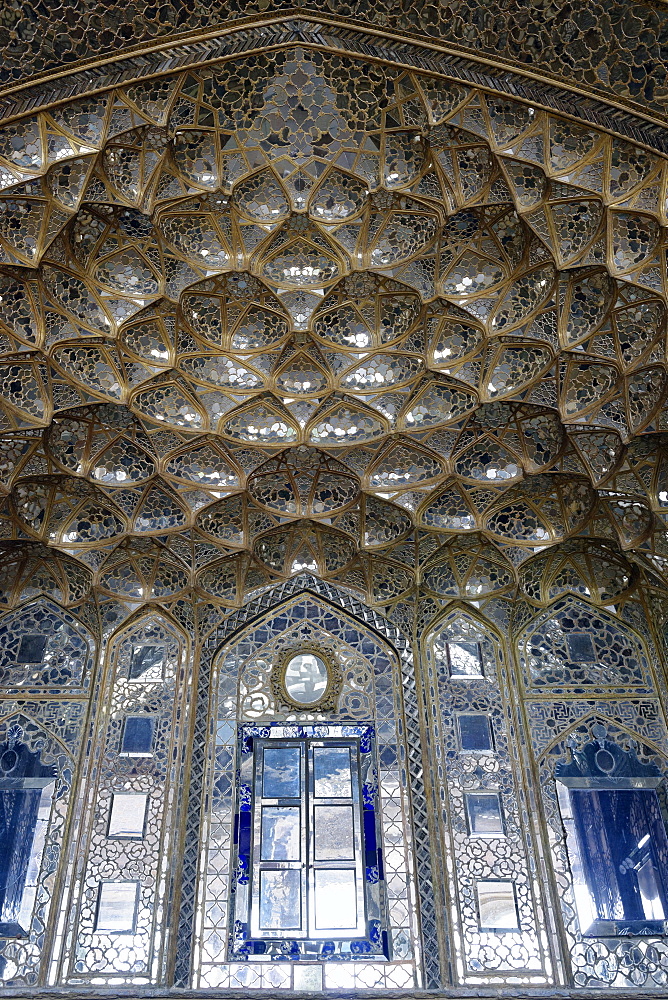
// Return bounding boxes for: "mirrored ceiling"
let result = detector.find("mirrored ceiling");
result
[0,47,666,622]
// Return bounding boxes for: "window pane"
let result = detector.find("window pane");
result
[262,747,301,798]
[568,788,668,926]
[260,806,300,861]
[96,882,139,932]
[16,635,47,664]
[458,714,493,751]
[477,881,518,930]
[121,717,154,755]
[129,645,164,681]
[314,805,355,860]
[466,792,504,835]
[108,794,147,839]
[314,869,357,930]
[313,746,352,797]
[259,869,302,930]
[447,641,482,677]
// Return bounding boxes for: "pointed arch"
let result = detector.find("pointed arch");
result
[536,710,668,764]
[174,573,441,990]
[0,597,95,693]
[423,602,505,684]
[515,594,653,692]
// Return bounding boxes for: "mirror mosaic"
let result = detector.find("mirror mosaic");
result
[0,6,665,998]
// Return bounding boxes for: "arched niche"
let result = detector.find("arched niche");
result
[0,599,94,693]
[106,609,187,690]
[516,596,654,693]
[423,606,548,979]
[425,605,503,683]
[535,714,668,990]
[189,583,424,991]
[54,610,191,985]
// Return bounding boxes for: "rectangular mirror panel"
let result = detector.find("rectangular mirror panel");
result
[262,747,301,799]
[313,869,357,930]
[313,746,352,797]
[476,880,518,930]
[95,882,139,933]
[108,794,148,839]
[314,805,355,860]
[465,792,504,835]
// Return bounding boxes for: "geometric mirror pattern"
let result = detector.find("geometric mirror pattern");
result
[2,8,668,997]
[0,46,666,626]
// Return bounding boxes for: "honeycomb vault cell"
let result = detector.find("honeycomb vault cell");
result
[0,47,666,619]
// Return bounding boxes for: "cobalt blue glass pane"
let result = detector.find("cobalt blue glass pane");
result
[571,788,668,924]
[121,717,154,754]
[238,812,251,855]
[262,747,301,798]
[458,714,493,751]
[360,730,372,753]
[16,635,47,664]
[363,809,377,853]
